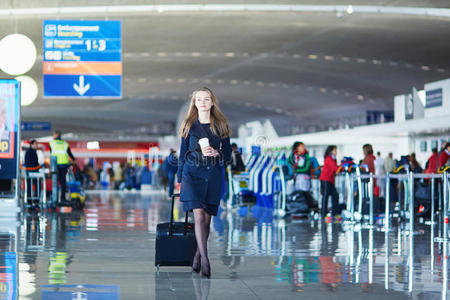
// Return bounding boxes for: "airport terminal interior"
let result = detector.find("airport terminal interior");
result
[0,1,450,299]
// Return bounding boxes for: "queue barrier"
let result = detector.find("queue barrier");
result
[336,169,449,241]
[226,152,450,240]
[226,153,288,217]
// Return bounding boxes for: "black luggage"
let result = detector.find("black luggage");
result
[286,191,310,214]
[238,191,257,205]
[155,193,197,268]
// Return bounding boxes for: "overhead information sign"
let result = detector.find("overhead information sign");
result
[21,122,51,131]
[426,88,443,108]
[43,20,122,98]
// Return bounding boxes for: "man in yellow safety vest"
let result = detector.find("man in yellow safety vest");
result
[49,130,75,204]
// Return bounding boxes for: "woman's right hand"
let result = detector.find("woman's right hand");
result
[175,182,181,192]
[204,146,219,157]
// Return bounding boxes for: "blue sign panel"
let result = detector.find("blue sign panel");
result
[0,252,17,300]
[426,88,443,108]
[42,284,119,300]
[44,75,121,98]
[21,122,51,131]
[43,20,122,99]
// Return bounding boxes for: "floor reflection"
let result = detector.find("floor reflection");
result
[0,190,446,299]
[155,272,211,300]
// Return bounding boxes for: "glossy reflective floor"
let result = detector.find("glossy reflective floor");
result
[4,191,449,299]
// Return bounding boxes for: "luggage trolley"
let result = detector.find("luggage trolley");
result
[229,154,268,208]
[22,166,47,210]
[67,165,86,210]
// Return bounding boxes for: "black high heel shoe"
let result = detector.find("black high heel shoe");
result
[201,258,211,278]
[192,254,201,273]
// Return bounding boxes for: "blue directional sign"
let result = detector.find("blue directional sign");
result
[41,284,119,300]
[21,122,51,131]
[43,20,122,98]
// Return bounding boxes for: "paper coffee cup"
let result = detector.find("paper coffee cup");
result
[198,138,209,155]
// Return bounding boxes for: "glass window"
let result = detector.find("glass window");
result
[419,141,427,152]
[431,140,438,150]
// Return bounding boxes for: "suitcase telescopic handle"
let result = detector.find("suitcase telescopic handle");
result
[169,193,190,236]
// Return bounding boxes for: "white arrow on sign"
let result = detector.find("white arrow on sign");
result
[73,75,90,96]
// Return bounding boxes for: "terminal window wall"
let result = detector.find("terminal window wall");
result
[420,141,427,153]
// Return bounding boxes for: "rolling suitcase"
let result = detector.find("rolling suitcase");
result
[155,193,196,268]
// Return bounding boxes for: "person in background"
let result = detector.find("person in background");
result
[221,143,245,207]
[383,152,395,173]
[409,153,423,173]
[375,152,384,175]
[85,165,98,189]
[25,140,40,171]
[162,149,178,198]
[24,140,41,205]
[310,156,321,178]
[107,167,115,189]
[362,144,380,198]
[230,143,245,174]
[288,141,316,210]
[319,145,340,222]
[374,151,384,197]
[49,130,75,205]
[438,142,450,170]
[425,148,438,173]
[113,162,123,189]
[124,163,136,190]
[100,167,110,189]
[362,144,376,174]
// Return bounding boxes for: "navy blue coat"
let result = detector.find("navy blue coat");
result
[177,120,232,206]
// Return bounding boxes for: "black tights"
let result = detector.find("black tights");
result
[193,209,212,270]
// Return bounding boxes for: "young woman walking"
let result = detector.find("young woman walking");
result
[177,87,232,277]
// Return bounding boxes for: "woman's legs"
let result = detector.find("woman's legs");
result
[329,183,340,216]
[192,210,212,270]
[321,181,331,218]
[193,208,212,276]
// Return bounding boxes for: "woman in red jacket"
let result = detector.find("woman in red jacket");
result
[362,144,376,174]
[319,145,340,221]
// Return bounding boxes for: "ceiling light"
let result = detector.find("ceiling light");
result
[87,141,100,150]
[15,75,38,106]
[0,34,36,75]
[347,5,354,14]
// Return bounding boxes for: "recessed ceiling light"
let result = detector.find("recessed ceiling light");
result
[347,5,354,14]
[15,75,38,106]
[0,34,36,75]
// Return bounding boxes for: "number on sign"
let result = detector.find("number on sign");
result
[85,40,106,51]
[98,39,106,51]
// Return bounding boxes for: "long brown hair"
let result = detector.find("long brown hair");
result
[179,87,231,138]
[362,144,373,157]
